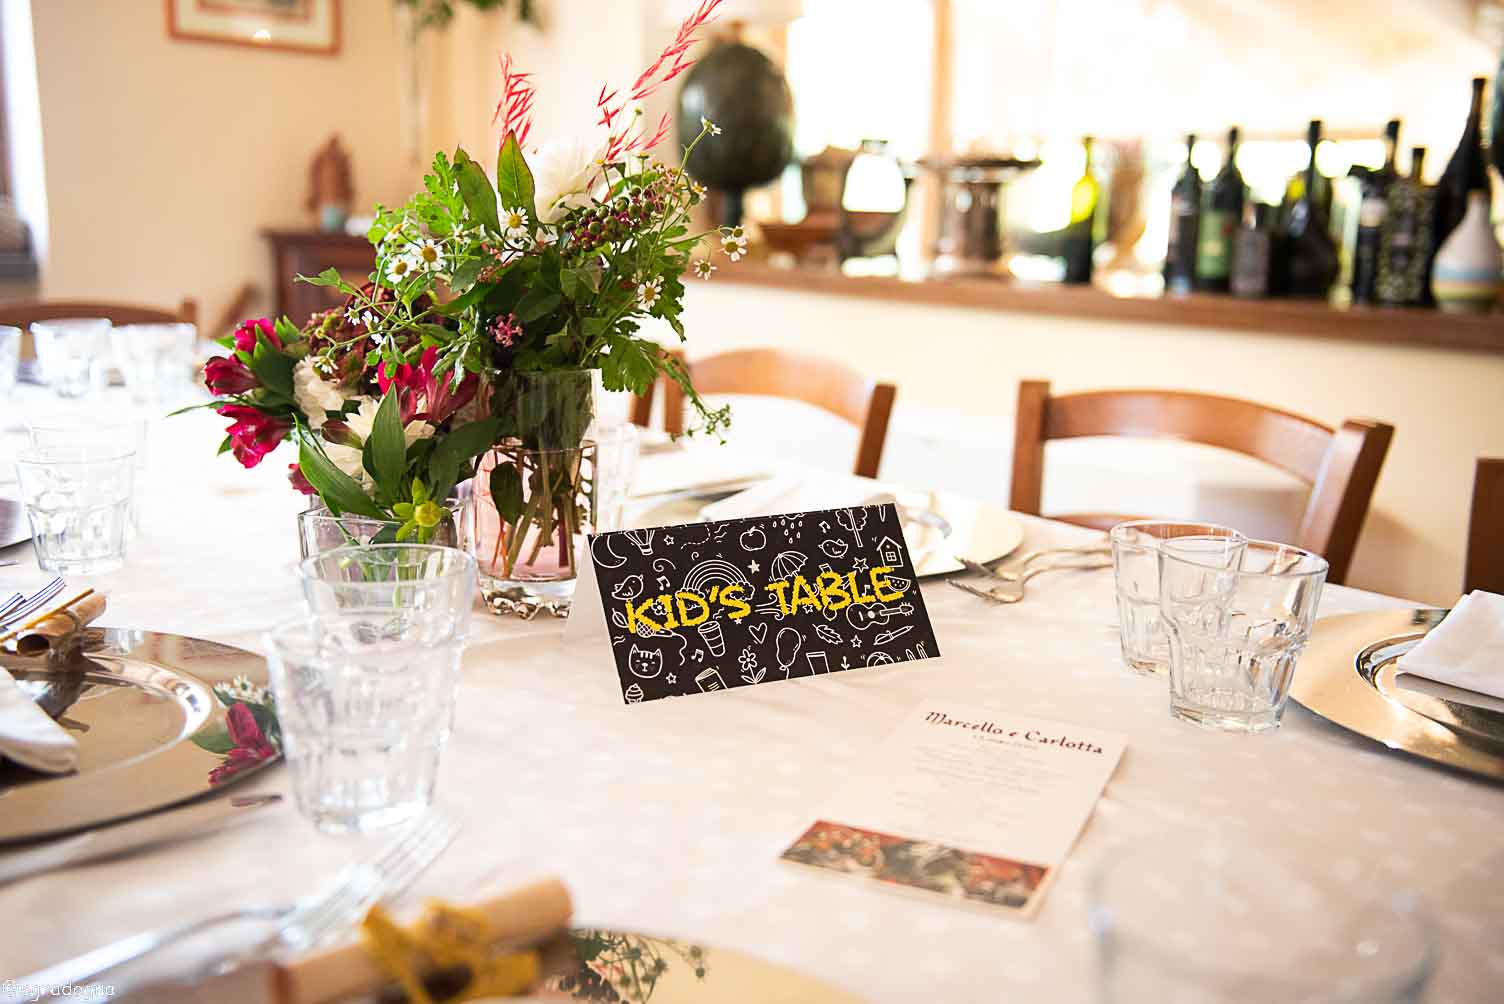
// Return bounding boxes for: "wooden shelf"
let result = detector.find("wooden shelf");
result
[713,264,1504,357]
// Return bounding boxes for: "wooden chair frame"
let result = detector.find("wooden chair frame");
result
[661,348,896,478]
[1009,380,1393,585]
[1465,458,1503,594]
[0,299,198,359]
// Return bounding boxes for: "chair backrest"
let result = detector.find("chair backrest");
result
[1465,458,1504,594]
[1010,380,1394,585]
[662,348,896,478]
[0,299,198,359]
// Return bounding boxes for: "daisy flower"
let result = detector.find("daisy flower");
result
[700,116,722,136]
[501,206,530,241]
[637,276,664,310]
[691,259,716,280]
[720,229,748,262]
[385,254,419,283]
[412,238,445,273]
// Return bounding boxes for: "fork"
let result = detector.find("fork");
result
[6,813,459,1001]
[948,559,1113,604]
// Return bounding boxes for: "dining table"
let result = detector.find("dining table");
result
[1,400,1502,1003]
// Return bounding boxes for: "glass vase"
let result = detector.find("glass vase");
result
[296,494,464,561]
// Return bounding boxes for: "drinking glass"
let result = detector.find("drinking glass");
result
[28,413,150,534]
[297,543,476,623]
[1090,839,1435,1002]
[1159,539,1328,733]
[14,445,135,573]
[30,318,110,398]
[264,611,467,833]
[593,422,641,531]
[1110,521,1245,675]
[296,497,465,560]
[110,322,196,406]
[0,325,20,402]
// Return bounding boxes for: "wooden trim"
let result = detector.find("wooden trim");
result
[1008,379,1048,513]
[1465,458,1504,594]
[1297,419,1393,585]
[713,264,1504,357]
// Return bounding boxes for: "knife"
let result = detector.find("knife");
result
[0,793,282,885]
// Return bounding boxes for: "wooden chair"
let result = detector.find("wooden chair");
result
[0,299,198,359]
[1465,458,1503,594]
[661,348,896,478]
[1009,380,1394,585]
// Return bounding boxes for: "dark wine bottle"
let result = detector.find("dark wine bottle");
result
[1164,133,1201,295]
[1433,77,1489,257]
[1276,120,1339,299]
[1350,119,1400,304]
[1062,136,1100,284]
[1194,127,1245,292]
[1231,202,1274,298]
[1375,147,1432,306]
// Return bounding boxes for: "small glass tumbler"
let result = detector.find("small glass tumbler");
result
[296,498,464,560]
[0,325,20,402]
[1159,539,1328,733]
[1110,521,1245,675]
[297,543,477,625]
[15,445,135,573]
[28,414,150,535]
[110,322,196,406]
[31,318,111,398]
[264,611,467,833]
[593,422,641,532]
[1090,839,1435,1002]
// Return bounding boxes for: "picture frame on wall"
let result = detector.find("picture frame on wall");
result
[165,0,341,56]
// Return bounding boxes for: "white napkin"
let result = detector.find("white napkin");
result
[0,665,78,773]
[1397,591,1504,700]
[698,475,889,523]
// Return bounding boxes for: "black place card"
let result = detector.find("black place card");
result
[578,503,940,703]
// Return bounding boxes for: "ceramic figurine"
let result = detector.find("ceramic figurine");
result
[306,135,354,233]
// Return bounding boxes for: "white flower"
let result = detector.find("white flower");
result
[501,206,530,242]
[637,277,664,310]
[411,238,445,273]
[533,226,558,249]
[324,397,434,488]
[700,115,722,137]
[293,357,346,431]
[386,253,419,283]
[530,137,606,224]
[691,259,716,280]
[720,231,748,262]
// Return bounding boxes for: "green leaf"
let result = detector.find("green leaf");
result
[247,340,294,400]
[449,255,483,293]
[427,416,502,501]
[496,132,537,220]
[273,317,301,346]
[297,267,358,294]
[454,149,500,234]
[216,434,233,455]
[294,426,387,519]
[559,267,579,299]
[489,462,525,523]
[516,288,561,323]
[368,390,407,499]
[190,726,234,754]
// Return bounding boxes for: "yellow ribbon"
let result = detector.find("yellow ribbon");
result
[360,900,540,1003]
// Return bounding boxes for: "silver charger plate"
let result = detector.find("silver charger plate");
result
[1291,609,1504,782]
[0,628,280,843]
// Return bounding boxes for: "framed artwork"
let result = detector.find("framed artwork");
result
[164,0,341,56]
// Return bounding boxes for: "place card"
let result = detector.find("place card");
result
[572,503,940,703]
[779,703,1126,918]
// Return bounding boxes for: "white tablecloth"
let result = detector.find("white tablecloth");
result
[2,406,1502,1003]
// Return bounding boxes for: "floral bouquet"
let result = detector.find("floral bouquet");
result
[194,0,740,590]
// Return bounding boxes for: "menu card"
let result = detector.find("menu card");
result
[780,703,1125,917]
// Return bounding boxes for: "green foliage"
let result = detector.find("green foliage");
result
[488,461,525,523]
[367,390,407,505]
[294,426,387,519]
[454,149,500,235]
[496,133,537,219]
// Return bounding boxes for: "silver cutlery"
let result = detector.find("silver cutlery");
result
[0,794,283,887]
[949,559,1113,604]
[963,543,1111,580]
[0,559,19,568]
[0,575,64,627]
[6,812,459,1001]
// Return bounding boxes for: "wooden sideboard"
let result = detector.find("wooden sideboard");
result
[262,229,375,325]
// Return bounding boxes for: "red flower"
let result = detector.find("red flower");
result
[204,355,257,396]
[288,462,317,495]
[377,346,477,425]
[232,317,280,354]
[208,703,278,785]
[217,404,291,469]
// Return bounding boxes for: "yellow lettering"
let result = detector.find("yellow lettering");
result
[848,572,877,604]
[624,596,662,633]
[870,566,904,602]
[675,591,710,627]
[720,583,752,620]
[765,579,793,615]
[658,594,679,630]
[790,575,823,612]
[816,571,851,611]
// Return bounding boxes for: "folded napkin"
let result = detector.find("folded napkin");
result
[699,475,890,523]
[13,591,106,655]
[1397,591,1504,700]
[0,665,78,773]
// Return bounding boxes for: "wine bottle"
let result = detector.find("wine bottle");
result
[1375,147,1433,306]
[1432,77,1489,260]
[1063,136,1100,284]
[1194,127,1245,292]
[1350,119,1400,304]
[1231,202,1274,298]
[1275,120,1339,299]
[1164,133,1201,295]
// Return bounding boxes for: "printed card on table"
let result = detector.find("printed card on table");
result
[572,503,940,703]
[780,704,1126,918]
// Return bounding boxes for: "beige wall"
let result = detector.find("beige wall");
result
[681,282,1504,606]
[29,0,412,332]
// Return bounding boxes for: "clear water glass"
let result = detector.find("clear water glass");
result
[28,413,150,535]
[1159,539,1328,733]
[1090,839,1435,1002]
[0,325,20,402]
[593,422,641,531]
[31,318,110,398]
[296,501,463,560]
[110,322,196,406]
[263,612,467,833]
[1110,521,1245,675]
[15,445,135,573]
[297,543,477,622]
